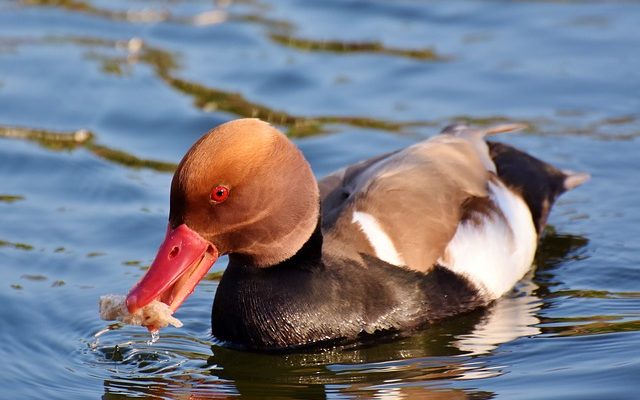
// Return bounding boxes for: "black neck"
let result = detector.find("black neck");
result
[279,214,323,268]
[229,213,323,269]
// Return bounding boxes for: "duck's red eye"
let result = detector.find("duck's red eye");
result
[210,185,230,204]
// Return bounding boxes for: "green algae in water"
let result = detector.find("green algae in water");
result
[0,194,25,203]
[0,125,92,150]
[21,274,47,281]
[269,33,449,61]
[0,124,177,173]
[22,0,168,23]
[0,239,34,251]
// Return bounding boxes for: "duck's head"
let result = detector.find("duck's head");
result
[126,119,319,314]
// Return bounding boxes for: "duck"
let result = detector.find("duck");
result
[125,118,589,350]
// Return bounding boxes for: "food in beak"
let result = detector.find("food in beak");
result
[99,294,182,331]
[99,224,218,331]
[126,224,218,315]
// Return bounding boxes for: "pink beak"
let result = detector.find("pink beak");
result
[126,224,218,314]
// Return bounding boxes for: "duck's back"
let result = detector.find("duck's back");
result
[321,128,497,272]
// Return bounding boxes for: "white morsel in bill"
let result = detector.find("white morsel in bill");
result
[352,210,405,266]
[99,294,183,330]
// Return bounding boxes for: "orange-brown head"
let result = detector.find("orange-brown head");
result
[126,119,320,320]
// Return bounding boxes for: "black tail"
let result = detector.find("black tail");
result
[488,141,589,234]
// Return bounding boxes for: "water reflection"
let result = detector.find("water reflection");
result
[454,278,541,357]
[533,228,590,295]
[91,229,593,399]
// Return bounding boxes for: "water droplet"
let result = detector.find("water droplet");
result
[147,330,160,345]
[90,327,111,351]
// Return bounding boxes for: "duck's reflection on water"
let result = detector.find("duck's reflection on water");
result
[100,230,588,399]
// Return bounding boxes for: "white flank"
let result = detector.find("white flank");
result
[439,181,537,299]
[352,211,405,266]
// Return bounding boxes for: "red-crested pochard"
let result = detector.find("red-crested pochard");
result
[125,118,589,350]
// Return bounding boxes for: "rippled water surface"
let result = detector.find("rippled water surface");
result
[1,1,639,399]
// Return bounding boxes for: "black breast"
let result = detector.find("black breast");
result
[211,254,485,351]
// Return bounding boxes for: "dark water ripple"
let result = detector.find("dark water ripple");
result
[1,0,639,399]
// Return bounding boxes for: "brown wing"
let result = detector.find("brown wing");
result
[320,134,491,272]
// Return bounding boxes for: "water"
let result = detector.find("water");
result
[0,0,639,398]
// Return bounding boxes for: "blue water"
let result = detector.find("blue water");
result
[1,1,639,399]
